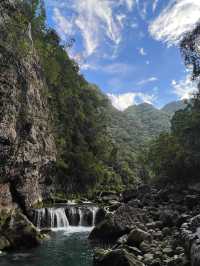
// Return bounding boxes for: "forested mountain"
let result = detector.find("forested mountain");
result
[144,25,200,185]
[162,100,187,116]
[0,0,191,204]
[109,101,185,154]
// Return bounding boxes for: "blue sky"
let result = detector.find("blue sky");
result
[44,0,200,110]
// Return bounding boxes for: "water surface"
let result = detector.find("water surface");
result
[0,228,93,266]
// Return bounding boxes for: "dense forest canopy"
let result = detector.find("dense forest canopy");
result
[3,0,139,196]
[144,24,200,185]
[2,0,199,197]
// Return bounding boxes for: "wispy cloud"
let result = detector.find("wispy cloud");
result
[102,63,135,76]
[172,74,198,99]
[53,8,74,39]
[51,0,136,57]
[122,0,135,11]
[107,92,155,111]
[137,77,158,86]
[138,47,147,56]
[152,0,159,12]
[149,0,200,45]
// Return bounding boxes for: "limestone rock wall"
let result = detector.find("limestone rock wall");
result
[0,183,15,209]
[0,0,56,211]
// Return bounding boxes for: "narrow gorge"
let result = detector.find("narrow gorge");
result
[1,1,200,266]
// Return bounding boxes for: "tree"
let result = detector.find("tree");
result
[145,23,200,184]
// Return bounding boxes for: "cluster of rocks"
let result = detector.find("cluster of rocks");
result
[0,209,45,252]
[90,184,200,266]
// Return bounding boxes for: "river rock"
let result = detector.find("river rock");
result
[0,236,10,250]
[143,253,154,264]
[127,228,151,246]
[95,208,106,225]
[94,248,145,266]
[159,210,178,227]
[90,205,146,241]
[2,211,42,249]
[185,195,199,209]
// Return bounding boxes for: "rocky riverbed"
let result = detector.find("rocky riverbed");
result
[90,184,200,266]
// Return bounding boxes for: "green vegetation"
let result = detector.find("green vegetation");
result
[2,0,194,195]
[7,0,127,195]
[144,24,200,185]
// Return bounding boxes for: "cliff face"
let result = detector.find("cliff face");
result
[0,0,56,211]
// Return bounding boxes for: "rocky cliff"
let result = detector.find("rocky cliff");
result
[0,0,56,212]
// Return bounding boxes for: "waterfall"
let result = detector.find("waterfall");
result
[33,208,69,230]
[34,208,46,229]
[78,208,84,226]
[49,208,69,228]
[91,206,98,226]
[33,205,99,231]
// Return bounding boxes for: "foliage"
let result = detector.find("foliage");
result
[13,0,125,194]
[2,1,189,192]
[144,24,200,185]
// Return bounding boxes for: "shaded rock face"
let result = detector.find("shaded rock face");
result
[89,205,146,241]
[94,248,145,266]
[0,210,42,250]
[0,183,14,209]
[181,215,200,266]
[0,1,56,210]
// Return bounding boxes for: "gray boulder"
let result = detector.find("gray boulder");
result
[94,248,145,266]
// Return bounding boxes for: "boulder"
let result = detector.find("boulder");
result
[188,183,200,193]
[2,211,43,249]
[109,201,121,211]
[122,189,137,203]
[99,192,120,203]
[89,215,124,241]
[143,253,154,265]
[0,236,11,250]
[159,210,178,227]
[185,195,199,209]
[95,208,107,225]
[117,234,128,245]
[90,205,146,241]
[127,228,151,247]
[94,248,145,266]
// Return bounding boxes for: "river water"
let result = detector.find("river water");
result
[0,228,93,266]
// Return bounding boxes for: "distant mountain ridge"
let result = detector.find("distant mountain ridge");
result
[161,100,187,116]
[109,100,186,154]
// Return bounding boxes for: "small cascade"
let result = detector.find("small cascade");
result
[33,205,99,231]
[49,208,69,228]
[33,208,46,229]
[91,206,98,226]
[33,208,69,230]
[78,208,84,226]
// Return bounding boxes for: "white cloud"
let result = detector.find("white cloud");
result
[130,22,138,29]
[121,0,135,11]
[149,0,200,45]
[138,47,147,56]
[53,8,74,39]
[102,63,135,76]
[137,77,158,86]
[52,0,136,57]
[107,92,155,111]
[172,74,198,99]
[136,0,148,19]
[152,0,159,12]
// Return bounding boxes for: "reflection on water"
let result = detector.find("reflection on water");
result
[0,230,93,266]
